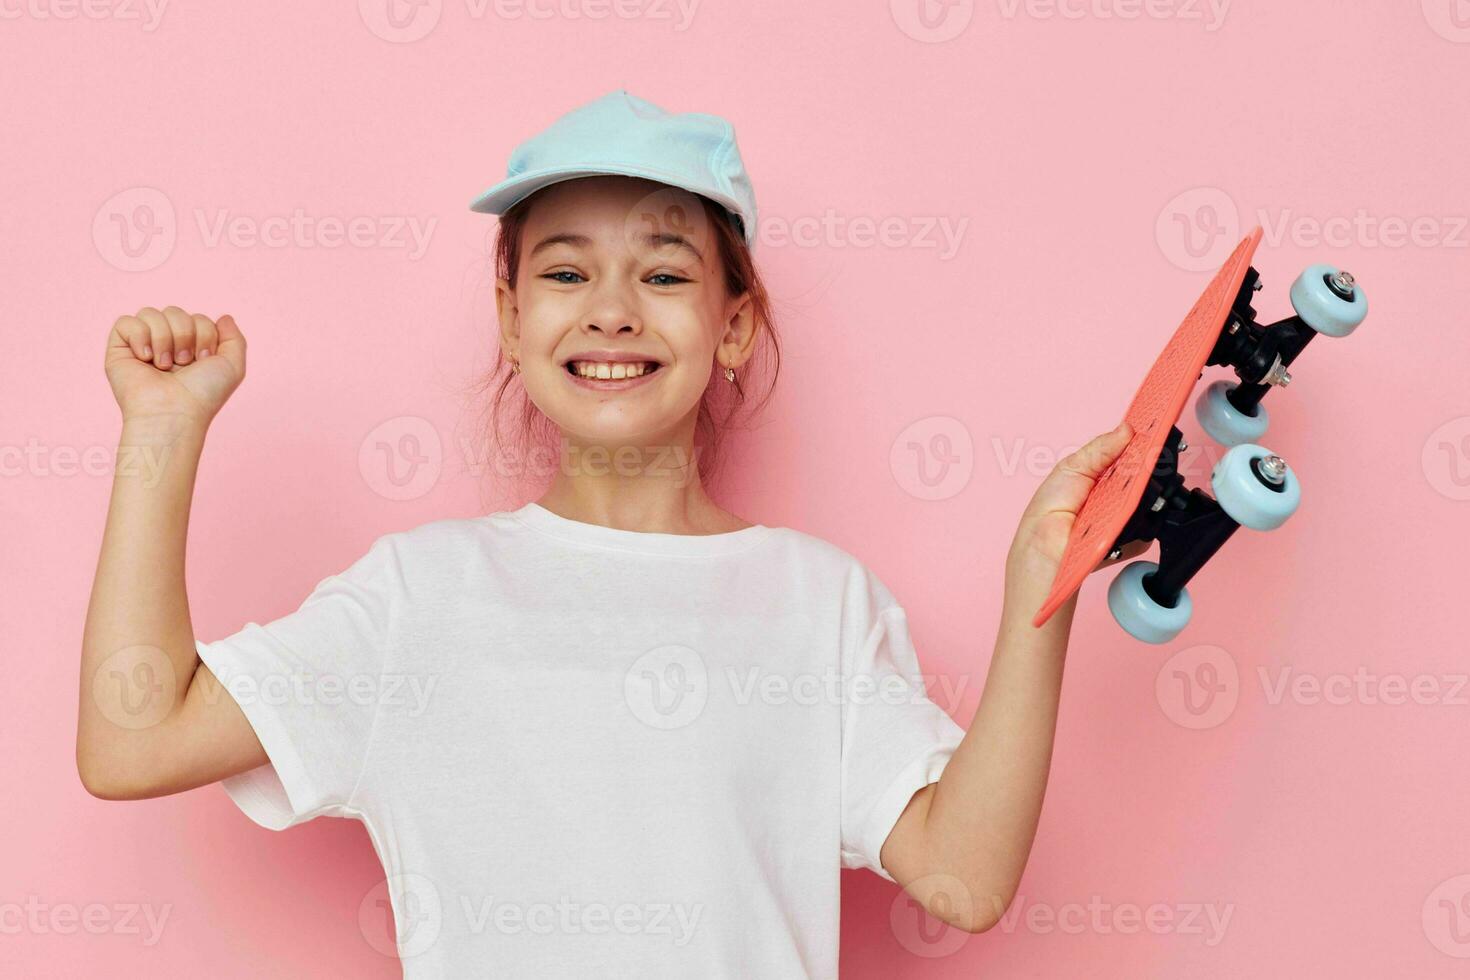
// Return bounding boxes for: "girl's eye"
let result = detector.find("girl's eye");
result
[540,271,689,286]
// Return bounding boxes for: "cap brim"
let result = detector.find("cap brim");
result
[468,164,752,246]
[468,166,635,214]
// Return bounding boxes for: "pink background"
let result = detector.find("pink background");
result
[5,0,1469,975]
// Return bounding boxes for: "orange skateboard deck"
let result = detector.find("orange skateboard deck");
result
[1032,226,1265,627]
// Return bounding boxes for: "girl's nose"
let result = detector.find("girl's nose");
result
[584,277,643,336]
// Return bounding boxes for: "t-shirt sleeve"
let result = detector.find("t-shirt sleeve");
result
[193,534,399,831]
[839,563,968,883]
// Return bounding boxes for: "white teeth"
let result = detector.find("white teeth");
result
[570,361,656,379]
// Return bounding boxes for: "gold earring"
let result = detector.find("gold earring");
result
[511,357,521,375]
[724,365,736,383]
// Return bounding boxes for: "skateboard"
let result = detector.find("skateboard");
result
[1031,226,1368,642]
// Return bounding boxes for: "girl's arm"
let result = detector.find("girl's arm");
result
[879,422,1141,933]
[76,307,267,800]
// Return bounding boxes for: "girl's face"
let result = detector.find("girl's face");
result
[496,175,756,451]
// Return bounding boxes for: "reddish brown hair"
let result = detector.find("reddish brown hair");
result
[474,189,782,488]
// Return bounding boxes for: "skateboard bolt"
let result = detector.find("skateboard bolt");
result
[1263,357,1293,388]
[1151,496,1167,512]
[1176,439,1189,453]
[1328,270,1356,298]
[1257,455,1288,486]
[1252,280,1264,292]
[1107,547,1122,561]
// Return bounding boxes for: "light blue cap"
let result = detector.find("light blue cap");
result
[469,89,758,248]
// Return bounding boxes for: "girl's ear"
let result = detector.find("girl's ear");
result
[718,291,758,369]
[495,277,520,352]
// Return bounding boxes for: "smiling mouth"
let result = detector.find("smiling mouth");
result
[564,361,663,380]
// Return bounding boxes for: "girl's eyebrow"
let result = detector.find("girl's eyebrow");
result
[638,231,704,263]
[529,232,593,258]
[528,231,703,263]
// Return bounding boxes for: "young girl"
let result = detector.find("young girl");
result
[77,90,1138,978]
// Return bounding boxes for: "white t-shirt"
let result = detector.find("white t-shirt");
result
[195,501,967,979]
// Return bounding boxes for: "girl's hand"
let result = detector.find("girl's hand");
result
[105,307,247,423]
[1006,421,1149,579]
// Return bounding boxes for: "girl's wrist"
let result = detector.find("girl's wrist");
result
[120,410,210,443]
[1001,530,1082,625]
[116,412,209,489]
[1003,552,1052,608]
[1005,523,1058,582]
[998,563,1079,642]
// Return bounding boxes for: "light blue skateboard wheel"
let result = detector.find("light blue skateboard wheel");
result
[1210,443,1301,531]
[1290,263,1367,338]
[1195,380,1269,447]
[1108,561,1193,644]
